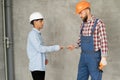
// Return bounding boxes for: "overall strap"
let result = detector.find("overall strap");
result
[91,19,99,35]
[80,23,84,35]
[80,19,99,35]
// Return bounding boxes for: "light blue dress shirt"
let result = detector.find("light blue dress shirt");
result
[27,28,60,71]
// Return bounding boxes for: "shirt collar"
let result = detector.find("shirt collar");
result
[33,28,41,34]
[87,15,96,23]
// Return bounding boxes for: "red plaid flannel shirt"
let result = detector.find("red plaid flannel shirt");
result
[77,16,108,56]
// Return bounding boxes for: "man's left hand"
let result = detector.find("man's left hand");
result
[99,57,107,70]
[45,59,48,65]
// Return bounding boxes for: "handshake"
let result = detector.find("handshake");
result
[59,45,79,50]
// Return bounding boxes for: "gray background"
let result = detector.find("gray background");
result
[0,0,120,80]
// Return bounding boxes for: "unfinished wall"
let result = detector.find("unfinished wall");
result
[1,0,119,80]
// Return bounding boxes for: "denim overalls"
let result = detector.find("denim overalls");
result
[77,19,102,80]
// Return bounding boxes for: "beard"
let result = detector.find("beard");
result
[82,15,88,22]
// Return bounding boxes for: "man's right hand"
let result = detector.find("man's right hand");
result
[60,46,64,50]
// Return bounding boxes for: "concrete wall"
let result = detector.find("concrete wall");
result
[0,0,120,80]
[0,0,5,80]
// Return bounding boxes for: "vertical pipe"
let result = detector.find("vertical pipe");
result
[2,0,8,79]
[4,0,15,79]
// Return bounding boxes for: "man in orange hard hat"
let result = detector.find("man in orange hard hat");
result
[67,0,108,80]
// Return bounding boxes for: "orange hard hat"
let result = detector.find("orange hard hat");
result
[76,0,90,14]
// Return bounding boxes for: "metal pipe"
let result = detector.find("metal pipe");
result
[2,0,8,79]
[4,0,15,79]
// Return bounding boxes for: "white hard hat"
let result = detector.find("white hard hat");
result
[29,12,44,23]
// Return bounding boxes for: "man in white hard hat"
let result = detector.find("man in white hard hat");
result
[27,12,63,80]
